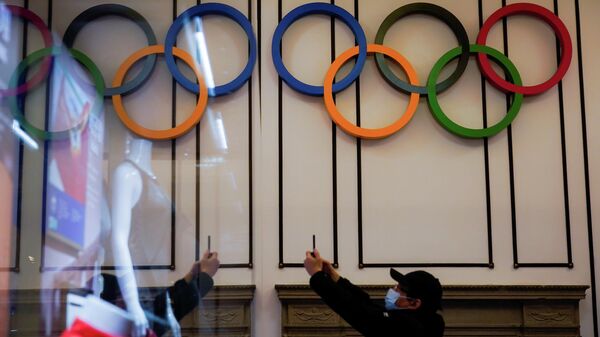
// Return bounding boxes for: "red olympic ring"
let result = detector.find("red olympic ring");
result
[0,6,53,98]
[476,3,572,96]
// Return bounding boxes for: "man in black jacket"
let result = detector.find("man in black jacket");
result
[304,250,444,337]
[101,250,220,336]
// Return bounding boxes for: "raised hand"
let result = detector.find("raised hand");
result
[304,248,323,276]
[200,250,220,277]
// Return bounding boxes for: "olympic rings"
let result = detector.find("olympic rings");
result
[62,4,158,97]
[272,2,367,96]
[476,3,572,96]
[324,44,420,139]
[9,47,104,140]
[165,3,257,97]
[275,2,571,139]
[3,2,573,141]
[428,44,524,138]
[112,45,208,140]
[374,2,470,96]
[0,6,53,98]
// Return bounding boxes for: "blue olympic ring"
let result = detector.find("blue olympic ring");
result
[165,3,257,97]
[271,2,368,97]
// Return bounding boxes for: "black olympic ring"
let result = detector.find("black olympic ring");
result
[62,4,158,97]
[374,2,470,96]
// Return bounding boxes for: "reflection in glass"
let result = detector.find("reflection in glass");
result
[0,4,19,336]
[110,135,155,337]
[38,43,105,336]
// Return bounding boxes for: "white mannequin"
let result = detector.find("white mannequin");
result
[75,295,133,337]
[111,135,155,337]
[164,292,181,337]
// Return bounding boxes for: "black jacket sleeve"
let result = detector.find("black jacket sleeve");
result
[310,272,424,337]
[153,272,214,336]
[309,271,389,336]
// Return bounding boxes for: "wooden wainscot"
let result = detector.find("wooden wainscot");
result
[178,285,255,337]
[275,284,588,337]
[5,285,255,337]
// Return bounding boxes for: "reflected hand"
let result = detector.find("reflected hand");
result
[184,260,200,283]
[129,302,149,337]
[304,249,323,276]
[200,250,220,277]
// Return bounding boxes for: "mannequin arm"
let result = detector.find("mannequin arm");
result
[110,162,148,337]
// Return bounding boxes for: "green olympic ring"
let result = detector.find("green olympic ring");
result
[9,47,105,140]
[427,44,524,139]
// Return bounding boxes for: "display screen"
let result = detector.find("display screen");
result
[43,48,104,269]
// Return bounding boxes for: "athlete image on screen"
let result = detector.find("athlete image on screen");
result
[43,47,104,273]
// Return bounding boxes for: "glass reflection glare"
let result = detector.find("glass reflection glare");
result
[11,120,38,150]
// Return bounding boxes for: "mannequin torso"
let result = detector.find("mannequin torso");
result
[110,136,153,337]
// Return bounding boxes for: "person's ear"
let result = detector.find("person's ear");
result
[408,298,421,310]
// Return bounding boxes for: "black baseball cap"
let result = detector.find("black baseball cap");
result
[390,269,442,312]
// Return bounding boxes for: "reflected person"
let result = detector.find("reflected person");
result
[110,135,176,336]
[101,250,220,336]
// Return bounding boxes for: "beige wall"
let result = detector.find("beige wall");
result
[3,0,600,336]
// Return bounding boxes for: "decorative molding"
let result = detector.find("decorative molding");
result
[529,311,569,322]
[293,307,335,322]
[276,284,588,337]
[193,0,254,270]
[199,310,239,323]
[276,0,340,270]
[503,0,574,270]
[358,0,494,271]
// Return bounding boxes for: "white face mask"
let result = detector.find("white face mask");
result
[384,288,411,310]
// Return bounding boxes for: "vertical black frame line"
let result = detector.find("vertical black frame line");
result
[330,0,338,269]
[39,0,53,273]
[502,0,573,269]
[247,0,254,269]
[359,1,493,269]
[193,0,254,269]
[4,0,29,273]
[170,0,178,271]
[277,0,283,268]
[257,0,262,126]
[220,0,254,269]
[277,0,340,268]
[480,0,495,269]
[41,1,174,271]
[195,0,202,264]
[354,0,364,269]
[574,0,598,335]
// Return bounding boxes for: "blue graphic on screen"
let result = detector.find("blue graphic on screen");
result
[47,184,85,250]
